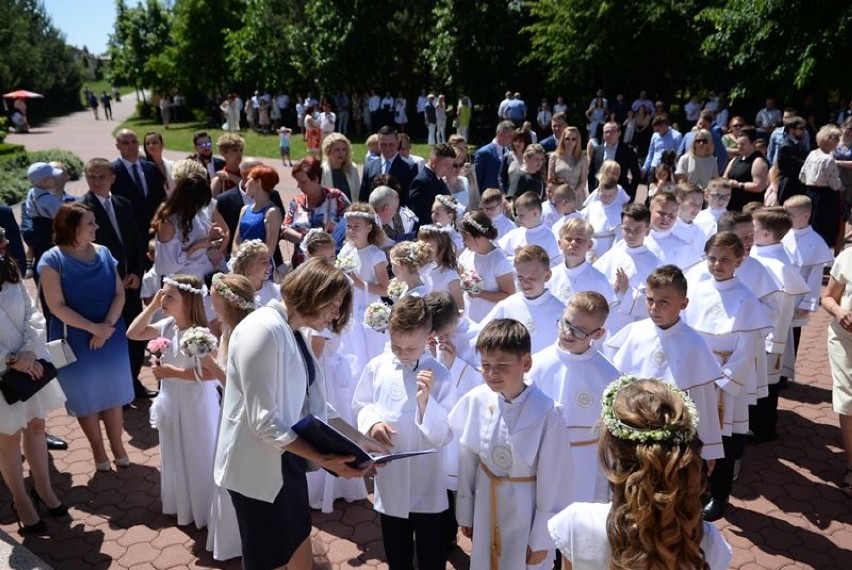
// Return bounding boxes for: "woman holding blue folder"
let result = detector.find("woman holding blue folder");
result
[214,258,385,570]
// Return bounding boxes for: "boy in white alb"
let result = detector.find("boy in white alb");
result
[781,195,834,378]
[352,297,454,570]
[498,192,563,267]
[542,184,579,230]
[748,207,809,442]
[645,192,703,271]
[682,232,773,521]
[672,182,709,263]
[548,218,617,307]
[481,245,566,354]
[594,204,662,334]
[605,265,725,461]
[481,187,516,240]
[694,178,732,240]
[528,292,619,503]
[450,319,572,570]
[581,174,622,260]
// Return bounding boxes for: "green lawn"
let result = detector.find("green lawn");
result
[116,115,435,162]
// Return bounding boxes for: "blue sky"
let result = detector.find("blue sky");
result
[43,0,142,54]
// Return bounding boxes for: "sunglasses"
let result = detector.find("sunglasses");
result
[196,141,213,148]
[695,139,708,144]
[557,318,600,341]
[731,123,744,128]
[452,162,464,168]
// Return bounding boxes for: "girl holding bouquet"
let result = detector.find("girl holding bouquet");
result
[418,224,464,310]
[126,274,220,529]
[458,211,515,322]
[388,240,434,299]
[339,203,390,368]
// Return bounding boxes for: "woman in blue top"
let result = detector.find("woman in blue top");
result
[233,164,283,265]
[38,204,134,472]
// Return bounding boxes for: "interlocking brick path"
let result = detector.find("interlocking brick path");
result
[3,103,851,568]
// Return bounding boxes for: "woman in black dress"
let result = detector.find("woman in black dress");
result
[723,126,769,211]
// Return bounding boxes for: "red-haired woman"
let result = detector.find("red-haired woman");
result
[282,157,351,267]
[232,164,283,260]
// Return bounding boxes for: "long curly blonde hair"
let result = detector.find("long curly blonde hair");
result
[600,379,709,570]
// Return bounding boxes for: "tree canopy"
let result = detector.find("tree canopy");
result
[106,0,851,113]
[0,0,83,114]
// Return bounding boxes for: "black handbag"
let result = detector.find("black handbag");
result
[0,360,58,405]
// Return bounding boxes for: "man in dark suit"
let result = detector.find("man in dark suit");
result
[215,158,285,265]
[539,112,567,153]
[359,126,418,205]
[408,143,456,229]
[474,120,514,192]
[79,158,155,399]
[110,129,166,243]
[188,131,226,180]
[588,121,642,200]
[777,116,809,204]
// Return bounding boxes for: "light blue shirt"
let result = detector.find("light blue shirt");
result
[767,126,811,165]
[643,128,683,173]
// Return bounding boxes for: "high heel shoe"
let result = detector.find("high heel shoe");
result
[11,502,48,537]
[114,456,130,468]
[95,460,111,472]
[30,486,69,517]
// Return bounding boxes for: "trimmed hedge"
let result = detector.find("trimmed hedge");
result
[0,147,84,205]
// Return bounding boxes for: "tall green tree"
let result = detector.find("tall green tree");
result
[108,0,173,98]
[0,0,83,113]
[698,0,852,98]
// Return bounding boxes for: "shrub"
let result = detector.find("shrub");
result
[0,147,84,205]
[136,100,155,120]
[27,149,84,180]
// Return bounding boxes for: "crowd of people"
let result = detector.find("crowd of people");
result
[1,85,852,569]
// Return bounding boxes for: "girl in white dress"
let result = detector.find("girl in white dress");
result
[458,211,516,323]
[126,275,221,529]
[389,240,433,298]
[230,240,281,307]
[431,195,465,252]
[548,376,732,570]
[339,203,389,368]
[418,225,464,310]
[300,230,369,512]
[203,273,256,560]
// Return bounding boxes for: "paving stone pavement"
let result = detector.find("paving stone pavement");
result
[2,103,852,569]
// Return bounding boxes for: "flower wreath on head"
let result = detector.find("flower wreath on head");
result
[211,273,255,311]
[600,375,699,444]
[393,240,422,265]
[233,239,266,262]
[418,223,455,235]
[344,209,381,227]
[436,194,465,218]
[299,227,328,255]
[163,276,208,296]
[461,212,488,235]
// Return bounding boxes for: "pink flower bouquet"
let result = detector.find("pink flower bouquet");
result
[145,337,171,365]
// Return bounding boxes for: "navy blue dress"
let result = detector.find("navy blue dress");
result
[38,246,134,416]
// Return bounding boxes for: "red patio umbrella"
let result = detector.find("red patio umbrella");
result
[3,90,44,99]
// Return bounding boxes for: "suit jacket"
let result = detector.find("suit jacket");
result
[474,141,504,192]
[0,205,26,271]
[110,159,166,237]
[79,191,144,280]
[216,186,285,266]
[358,155,417,205]
[539,135,557,153]
[588,143,641,198]
[777,138,809,203]
[408,166,450,230]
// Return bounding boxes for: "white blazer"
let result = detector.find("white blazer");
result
[321,162,360,201]
[214,301,331,503]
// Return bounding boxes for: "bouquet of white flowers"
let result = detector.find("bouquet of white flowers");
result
[363,302,392,333]
[460,269,484,295]
[179,327,218,380]
[387,278,407,302]
[335,254,359,273]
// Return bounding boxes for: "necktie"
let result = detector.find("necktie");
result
[103,198,122,244]
[132,163,146,196]
[383,159,391,174]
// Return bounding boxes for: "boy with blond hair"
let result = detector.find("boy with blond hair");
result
[498,192,563,267]
[480,187,516,239]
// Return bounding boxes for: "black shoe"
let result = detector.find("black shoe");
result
[11,503,48,537]
[30,487,69,518]
[702,496,729,521]
[45,434,68,451]
[747,431,778,445]
[133,380,158,399]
